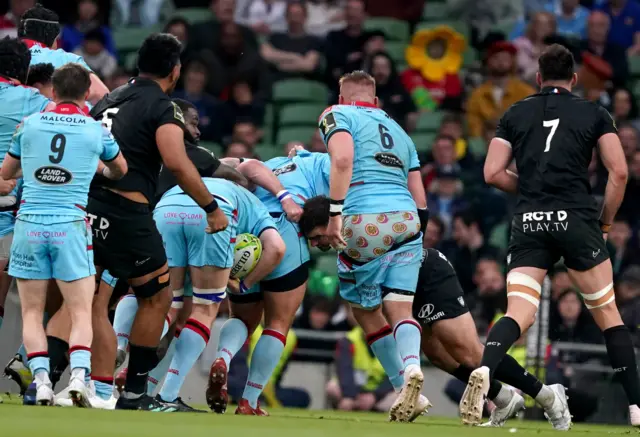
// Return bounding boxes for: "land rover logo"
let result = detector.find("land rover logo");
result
[273,163,297,176]
[35,166,72,185]
[374,152,403,169]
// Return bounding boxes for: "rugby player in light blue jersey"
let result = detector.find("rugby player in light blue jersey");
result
[19,4,109,104]
[311,70,430,422]
[206,149,329,414]
[1,63,127,407]
[152,178,285,412]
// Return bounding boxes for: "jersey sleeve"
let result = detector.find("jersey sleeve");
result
[250,200,278,236]
[595,105,617,138]
[153,100,186,130]
[409,142,420,171]
[68,53,93,72]
[494,109,514,147]
[192,146,221,176]
[100,125,121,162]
[318,107,352,146]
[8,122,24,159]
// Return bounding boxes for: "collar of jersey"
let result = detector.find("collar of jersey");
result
[0,76,20,86]
[540,86,571,95]
[345,101,378,108]
[48,103,86,116]
[22,39,46,49]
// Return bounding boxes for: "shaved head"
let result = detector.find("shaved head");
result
[338,70,377,105]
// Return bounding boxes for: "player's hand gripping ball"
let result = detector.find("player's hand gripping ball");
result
[230,233,262,279]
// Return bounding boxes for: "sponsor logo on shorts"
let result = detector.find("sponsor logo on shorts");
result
[26,231,67,238]
[392,223,407,233]
[507,253,512,265]
[343,227,353,239]
[593,249,600,258]
[135,257,150,267]
[383,235,394,246]
[86,213,110,240]
[377,214,388,223]
[458,296,465,307]
[163,212,203,220]
[522,210,568,232]
[10,252,36,269]
[374,152,404,169]
[351,215,362,224]
[417,303,445,322]
[356,236,368,247]
[34,166,72,185]
[365,224,379,236]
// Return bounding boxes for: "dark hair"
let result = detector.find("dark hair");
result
[137,33,182,78]
[434,134,456,145]
[172,98,196,114]
[538,44,574,82]
[299,196,330,237]
[0,37,31,84]
[164,17,190,34]
[286,1,308,17]
[429,215,445,234]
[440,113,464,127]
[19,4,60,48]
[611,86,639,120]
[84,28,105,45]
[453,209,479,228]
[52,63,91,101]
[26,62,54,87]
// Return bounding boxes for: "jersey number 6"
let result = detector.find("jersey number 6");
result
[543,118,559,153]
[378,123,394,149]
[49,134,66,164]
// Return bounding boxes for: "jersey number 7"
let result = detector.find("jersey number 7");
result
[543,118,559,152]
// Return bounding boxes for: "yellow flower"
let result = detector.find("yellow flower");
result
[405,26,465,82]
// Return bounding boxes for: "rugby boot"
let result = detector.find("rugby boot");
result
[116,394,178,412]
[115,367,127,393]
[156,395,206,413]
[460,366,490,426]
[235,399,269,416]
[389,365,424,422]
[206,357,228,413]
[543,384,571,431]
[480,391,525,427]
[4,354,32,395]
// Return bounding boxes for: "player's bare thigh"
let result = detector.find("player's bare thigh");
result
[188,265,229,320]
[429,313,484,370]
[263,282,306,334]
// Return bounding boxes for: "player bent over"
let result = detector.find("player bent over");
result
[1,63,126,406]
[318,71,429,422]
[415,249,569,429]
[153,178,285,412]
[207,150,326,415]
[462,44,640,428]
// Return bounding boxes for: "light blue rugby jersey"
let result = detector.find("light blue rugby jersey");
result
[9,104,120,219]
[318,103,420,215]
[253,151,331,213]
[26,40,92,70]
[158,178,276,237]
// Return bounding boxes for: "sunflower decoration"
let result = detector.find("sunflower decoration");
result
[401,26,466,112]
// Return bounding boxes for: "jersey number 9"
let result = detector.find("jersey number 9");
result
[378,123,394,149]
[49,134,66,164]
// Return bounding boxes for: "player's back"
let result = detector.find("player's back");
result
[499,87,613,216]
[90,77,180,201]
[320,104,419,215]
[0,80,49,163]
[27,42,91,70]
[16,104,107,218]
[253,152,330,213]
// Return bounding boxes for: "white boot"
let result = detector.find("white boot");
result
[459,366,490,426]
[389,365,424,422]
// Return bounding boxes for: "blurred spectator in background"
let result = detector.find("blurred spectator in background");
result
[609,217,635,277]
[0,0,35,39]
[438,114,478,170]
[447,210,500,295]
[610,87,640,129]
[105,68,130,91]
[306,0,345,37]
[173,59,224,142]
[344,30,386,73]
[619,149,640,223]
[364,51,418,131]
[544,0,589,39]
[309,130,327,153]
[448,0,524,49]
[165,17,189,45]
[580,11,629,87]
[595,0,640,55]
[421,134,458,190]
[615,266,640,338]
[190,0,258,55]
[427,165,467,235]
[469,257,507,333]
[261,1,322,81]
[548,288,602,345]
[424,215,445,250]
[326,325,396,412]
[364,0,423,26]
[550,267,574,301]
[61,0,115,57]
[324,0,370,91]
[225,141,254,158]
[74,28,118,81]
[284,141,305,156]
[113,0,165,26]
[247,0,287,35]
[232,119,260,150]
[514,11,556,84]
[618,123,639,163]
[466,41,535,138]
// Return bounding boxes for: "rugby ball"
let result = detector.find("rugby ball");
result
[230,233,262,279]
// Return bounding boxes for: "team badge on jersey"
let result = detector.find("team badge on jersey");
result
[320,112,336,135]
[171,102,185,124]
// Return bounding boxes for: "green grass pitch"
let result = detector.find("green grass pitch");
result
[0,397,634,437]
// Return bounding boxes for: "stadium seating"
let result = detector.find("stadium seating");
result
[277,127,315,146]
[113,25,163,54]
[422,3,448,21]
[254,144,281,161]
[199,141,223,157]
[489,221,509,251]
[279,103,325,127]
[171,8,214,24]
[273,79,329,103]
[416,112,444,133]
[411,133,437,154]
[364,18,410,42]
[467,137,487,159]
[386,41,407,65]
[630,56,640,78]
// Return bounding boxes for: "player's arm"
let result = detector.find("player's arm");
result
[212,163,250,188]
[327,131,354,205]
[242,228,285,289]
[1,123,24,181]
[97,126,127,180]
[88,73,109,105]
[408,143,429,232]
[484,138,517,194]
[598,133,628,227]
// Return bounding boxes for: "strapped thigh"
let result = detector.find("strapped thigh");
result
[193,287,227,305]
[580,282,615,309]
[506,271,542,308]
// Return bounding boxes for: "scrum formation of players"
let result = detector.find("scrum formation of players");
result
[0,3,639,429]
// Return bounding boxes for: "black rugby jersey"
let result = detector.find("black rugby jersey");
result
[495,86,617,217]
[90,77,186,202]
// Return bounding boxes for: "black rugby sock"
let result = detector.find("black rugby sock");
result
[480,316,521,379]
[494,353,543,399]
[452,365,503,400]
[125,343,159,397]
[604,326,640,406]
[47,336,69,388]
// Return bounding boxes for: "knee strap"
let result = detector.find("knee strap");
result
[506,272,542,308]
[171,288,184,309]
[132,270,170,299]
[581,282,615,309]
[193,287,226,305]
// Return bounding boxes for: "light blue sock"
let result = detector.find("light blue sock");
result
[28,354,50,377]
[215,318,249,367]
[159,319,209,402]
[69,346,91,373]
[394,320,422,369]
[92,377,114,400]
[242,329,285,408]
[113,295,138,351]
[368,328,405,391]
[147,339,177,395]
